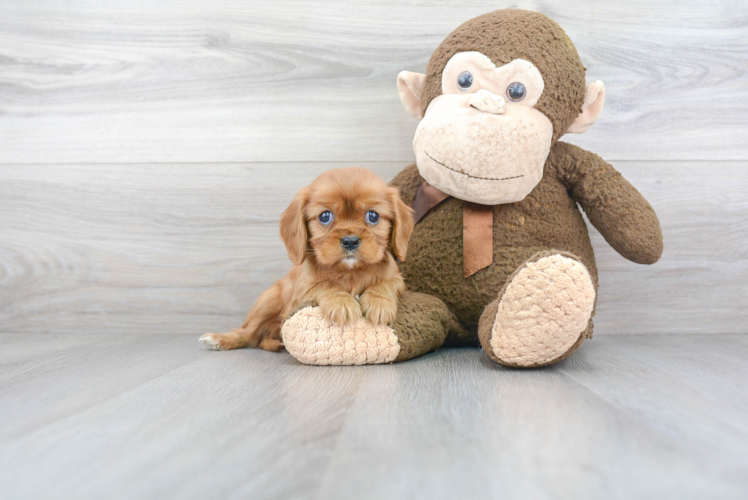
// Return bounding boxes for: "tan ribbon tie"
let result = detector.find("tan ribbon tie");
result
[409,181,494,278]
[462,202,494,277]
[410,181,451,224]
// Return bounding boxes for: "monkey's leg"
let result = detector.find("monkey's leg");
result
[281,291,452,365]
[478,251,596,368]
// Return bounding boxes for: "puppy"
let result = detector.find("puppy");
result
[200,167,415,352]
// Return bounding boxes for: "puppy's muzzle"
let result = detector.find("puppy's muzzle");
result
[341,236,360,252]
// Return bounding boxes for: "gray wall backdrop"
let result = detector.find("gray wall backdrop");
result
[1,0,746,335]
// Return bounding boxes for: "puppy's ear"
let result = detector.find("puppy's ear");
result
[388,187,415,261]
[280,187,310,265]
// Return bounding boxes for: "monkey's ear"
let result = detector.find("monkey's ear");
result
[279,187,310,266]
[388,187,415,261]
[567,81,605,134]
[397,71,426,120]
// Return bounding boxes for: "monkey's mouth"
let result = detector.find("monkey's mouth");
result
[425,152,524,182]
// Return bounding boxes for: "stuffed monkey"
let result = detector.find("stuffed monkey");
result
[281,9,663,367]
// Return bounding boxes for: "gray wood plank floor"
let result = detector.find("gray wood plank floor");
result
[0,334,746,500]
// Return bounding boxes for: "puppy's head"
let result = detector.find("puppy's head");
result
[280,167,414,269]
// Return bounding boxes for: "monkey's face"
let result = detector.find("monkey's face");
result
[398,11,605,205]
[412,52,553,205]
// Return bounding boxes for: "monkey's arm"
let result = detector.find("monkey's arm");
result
[388,163,424,205]
[549,142,663,264]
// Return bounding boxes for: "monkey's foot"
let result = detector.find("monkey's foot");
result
[281,306,400,365]
[478,252,596,367]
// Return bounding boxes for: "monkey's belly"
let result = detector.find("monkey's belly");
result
[398,178,597,341]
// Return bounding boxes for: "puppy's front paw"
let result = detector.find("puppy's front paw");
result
[319,292,362,325]
[360,292,398,326]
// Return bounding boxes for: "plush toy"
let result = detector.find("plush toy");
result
[281,9,662,367]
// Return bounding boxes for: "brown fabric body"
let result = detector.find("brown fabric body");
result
[410,182,496,277]
[390,141,663,346]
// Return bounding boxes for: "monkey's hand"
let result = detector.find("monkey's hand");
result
[318,291,363,325]
[360,291,398,326]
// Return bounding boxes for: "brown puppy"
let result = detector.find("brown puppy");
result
[200,167,414,352]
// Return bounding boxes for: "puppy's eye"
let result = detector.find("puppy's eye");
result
[457,71,473,91]
[318,211,334,225]
[365,210,380,225]
[506,82,526,102]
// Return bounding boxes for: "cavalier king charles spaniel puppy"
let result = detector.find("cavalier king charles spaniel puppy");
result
[200,167,414,352]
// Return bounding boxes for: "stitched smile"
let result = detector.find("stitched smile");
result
[425,152,524,181]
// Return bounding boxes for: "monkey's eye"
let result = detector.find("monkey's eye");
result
[506,82,526,101]
[457,71,473,91]
[318,211,334,225]
[365,210,380,225]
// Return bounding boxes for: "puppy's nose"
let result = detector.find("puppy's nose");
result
[341,236,360,251]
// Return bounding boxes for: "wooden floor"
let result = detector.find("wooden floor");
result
[0,334,746,500]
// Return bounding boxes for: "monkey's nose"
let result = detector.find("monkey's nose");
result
[469,89,505,114]
[341,236,360,251]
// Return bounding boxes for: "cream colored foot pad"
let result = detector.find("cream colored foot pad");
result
[490,254,595,366]
[282,306,400,365]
